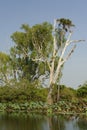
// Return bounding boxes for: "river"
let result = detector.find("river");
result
[0,113,87,130]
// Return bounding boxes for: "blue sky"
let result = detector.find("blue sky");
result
[0,0,87,88]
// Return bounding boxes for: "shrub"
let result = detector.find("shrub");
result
[0,80,48,103]
[77,85,87,98]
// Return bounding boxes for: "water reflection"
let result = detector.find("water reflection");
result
[76,117,87,130]
[0,113,87,130]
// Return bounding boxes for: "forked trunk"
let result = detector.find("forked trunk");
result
[46,19,84,105]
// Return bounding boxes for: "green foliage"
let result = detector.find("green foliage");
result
[54,18,75,48]
[0,103,6,111]
[52,85,77,103]
[60,87,77,101]
[0,52,10,63]
[56,18,75,32]
[0,82,86,114]
[0,79,48,103]
[0,19,85,109]
[77,83,87,97]
[32,22,53,55]
[38,62,45,75]
[10,22,53,82]
[0,52,12,85]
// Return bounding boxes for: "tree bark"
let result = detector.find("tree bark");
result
[57,83,60,102]
[47,83,53,105]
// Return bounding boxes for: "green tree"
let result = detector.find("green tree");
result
[10,19,84,104]
[46,18,84,104]
[10,22,53,82]
[0,52,12,86]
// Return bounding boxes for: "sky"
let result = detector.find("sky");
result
[0,0,87,88]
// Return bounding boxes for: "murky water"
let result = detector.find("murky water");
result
[0,113,87,130]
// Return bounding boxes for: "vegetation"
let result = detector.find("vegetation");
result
[0,18,86,114]
[0,83,87,115]
[77,82,87,98]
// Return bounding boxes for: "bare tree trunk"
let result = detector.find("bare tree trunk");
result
[46,19,57,105]
[47,71,54,103]
[47,83,53,105]
[57,83,60,102]
[47,21,72,105]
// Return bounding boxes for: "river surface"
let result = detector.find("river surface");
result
[0,113,87,130]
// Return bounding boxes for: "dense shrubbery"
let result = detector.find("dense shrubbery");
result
[52,84,77,103]
[76,83,87,97]
[0,81,87,104]
[0,80,87,114]
[0,80,48,103]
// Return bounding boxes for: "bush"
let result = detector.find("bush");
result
[77,85,87,97]
[52,84,77,102]
[60,87,76,101]
[0,80,48,103]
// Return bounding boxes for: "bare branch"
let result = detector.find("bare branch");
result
[70,40,85,44]
[61,44,76,65]
[66,31,73,44]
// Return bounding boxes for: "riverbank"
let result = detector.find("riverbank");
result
[0,100,87,115]
[0,84,87,115]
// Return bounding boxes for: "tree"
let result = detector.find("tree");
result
[10,24,39,81]
[10,19,84,104]
[46,18,84,104]
[0,52,13,86]
[10,22,53,82]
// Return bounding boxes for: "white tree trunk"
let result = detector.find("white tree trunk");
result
[47,19,84,104]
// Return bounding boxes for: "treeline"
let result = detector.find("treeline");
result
[0,79,87,103]
[0,81,87,114]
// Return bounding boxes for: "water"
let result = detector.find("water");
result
[0,113,87,130]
